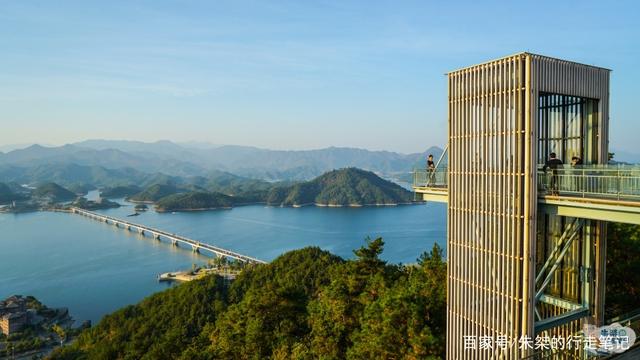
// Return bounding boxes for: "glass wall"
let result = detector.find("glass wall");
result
[537,93,599,165]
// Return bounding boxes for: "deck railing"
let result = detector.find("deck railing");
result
[537,165,640,201]
[413,166,448,188]
[413,165,640,201]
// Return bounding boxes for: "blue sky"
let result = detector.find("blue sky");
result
[1,0,639,154]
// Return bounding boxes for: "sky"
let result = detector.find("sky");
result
[1,0,639,154]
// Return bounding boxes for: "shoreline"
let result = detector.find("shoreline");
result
[1,200,424,215]
[154,201,423,212]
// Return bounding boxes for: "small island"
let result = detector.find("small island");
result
[71,197,121,210]
[154,191,234,212]
[265,168,415,207]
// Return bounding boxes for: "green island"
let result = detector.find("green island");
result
[0,167,417,214]
[155,191,235,212]
[99,185,142,199]
[265,168,414,207]
[138,168,416,212]
[127,183,184,203]
[70,197,121,211]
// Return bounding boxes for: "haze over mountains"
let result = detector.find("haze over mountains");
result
[0,140,444,184]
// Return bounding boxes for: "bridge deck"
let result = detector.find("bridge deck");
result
[413,166,640,225]
[70,207,266,264]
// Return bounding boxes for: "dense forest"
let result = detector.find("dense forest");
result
[49,239,447,359]
[32,182,77,202]
[155,192,235,212]
[1,168,418,212]
[605,223,640,318]
[265,168,413,207]
[123,168,415,211]
[128,184,186,203]
[100,185,142,198]
[0,182,24,203]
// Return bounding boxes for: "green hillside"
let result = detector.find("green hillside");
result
[155,191,235,212]
[72,197,121,210]
[128,184,182,203]
[100,185,142,198]
[50,239,446,359]
[266,168,414,206]
[0,182,22,204]
[32,182,76,202]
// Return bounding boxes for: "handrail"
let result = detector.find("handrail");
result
[413,164,640,202]
[428,144,448,185]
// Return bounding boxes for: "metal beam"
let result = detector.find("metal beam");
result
[535,219,584,300]
[415,189,448,203]
[535,218,582,284]
[539,197,640,225]
[538,294,582,311]
[535,307,590,333]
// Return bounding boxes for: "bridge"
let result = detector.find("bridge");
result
[70,207,266,264]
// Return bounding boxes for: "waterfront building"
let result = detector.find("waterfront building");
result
[0,295,28,335]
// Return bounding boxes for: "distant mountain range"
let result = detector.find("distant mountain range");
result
[0,140,445,185]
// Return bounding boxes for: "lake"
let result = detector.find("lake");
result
[0,197,445,324]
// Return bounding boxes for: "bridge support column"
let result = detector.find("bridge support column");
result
[172,239,178,247]
[139,229,145,235]
[154,233,161,241]
[192,245,200,254]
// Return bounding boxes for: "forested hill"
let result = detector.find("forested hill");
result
[155,192,235,212]
[119,168,415,211]
[0,182,23,203]
[128,184,185,203]
[32,182,76,201]
[49,239,446,359]
[266,167,414,207]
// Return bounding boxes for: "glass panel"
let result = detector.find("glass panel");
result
[538,93,599,166]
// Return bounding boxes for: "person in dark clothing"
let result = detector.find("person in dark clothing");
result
[427,154,435,171]
[571,156,583,167]
[426,154,435,185]
[543,152,564,195]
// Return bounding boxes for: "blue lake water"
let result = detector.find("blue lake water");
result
[0,198,445,324]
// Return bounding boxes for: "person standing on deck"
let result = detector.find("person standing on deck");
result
[427,154,435,186]
[543,152,564,195]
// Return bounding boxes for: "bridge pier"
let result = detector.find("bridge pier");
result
[172,239,178,247]
[138,229,145,235]
[192,245,200,254]
[153,233,161,241]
